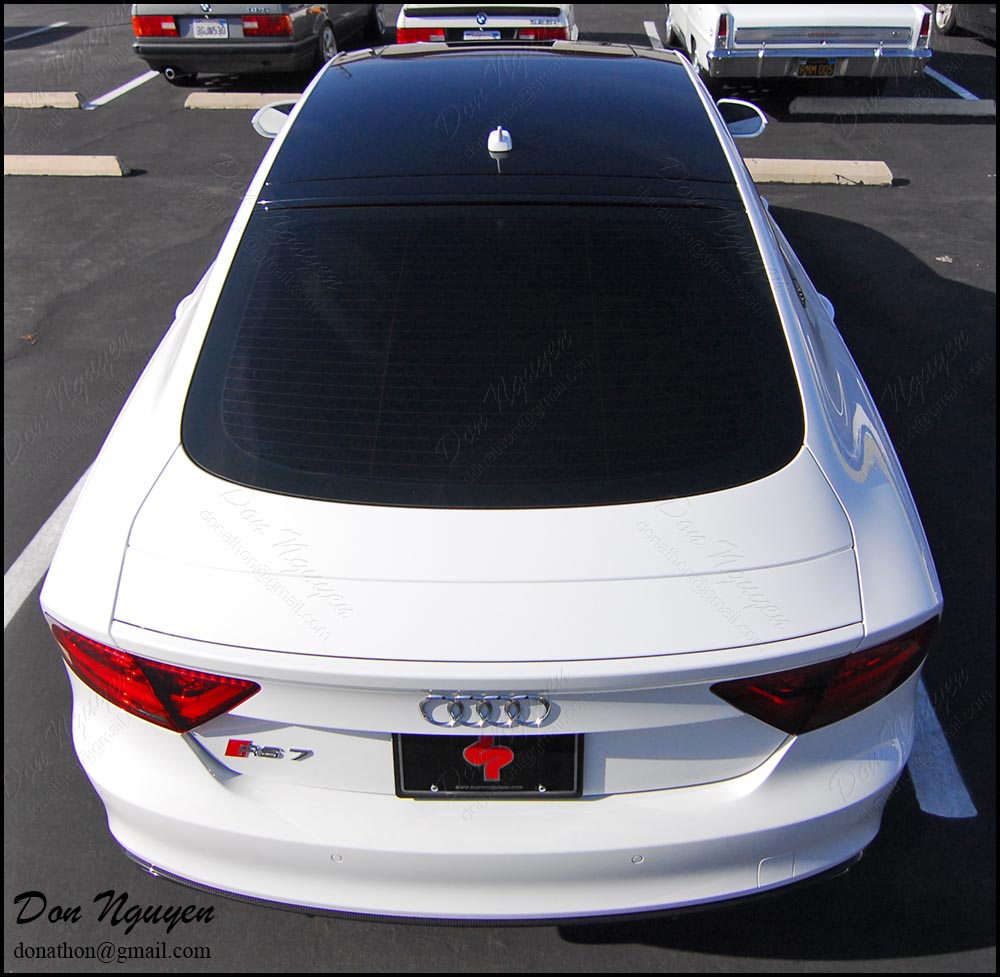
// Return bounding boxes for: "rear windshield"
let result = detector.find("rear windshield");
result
[182,204,803,507]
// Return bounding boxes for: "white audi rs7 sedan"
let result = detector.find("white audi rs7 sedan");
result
[41,41,942,921]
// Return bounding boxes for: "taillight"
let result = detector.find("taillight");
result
[516,27,568,40]
[51,624,260,733]
[242,14,293,37]
[717,13,729,46]
[918,11,931,45]
[711,620,936,734]
[132,15,178,37]
[396,27,446,43]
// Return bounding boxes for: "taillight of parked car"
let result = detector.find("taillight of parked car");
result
[716,13,729,46]
[711,619,937,734]
[132,15,178,37]
[50,623,260,733]
[918,11,931,45]
[396,27,446,43]
[516,27,569,40]
[242,14,293,37]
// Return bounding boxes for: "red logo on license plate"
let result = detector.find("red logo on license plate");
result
[463,736,514,781]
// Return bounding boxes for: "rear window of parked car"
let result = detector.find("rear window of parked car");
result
[182,204,804,507]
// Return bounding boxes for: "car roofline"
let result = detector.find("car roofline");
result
[370,39,686,63]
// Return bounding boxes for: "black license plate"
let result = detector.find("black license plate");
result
[798,58,836,77]
[394,733,582,799]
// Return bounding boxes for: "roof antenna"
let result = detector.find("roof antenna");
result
[487,126,512,153]
[488,125,512,173]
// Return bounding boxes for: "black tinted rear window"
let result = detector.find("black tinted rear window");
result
[182,205,803,507]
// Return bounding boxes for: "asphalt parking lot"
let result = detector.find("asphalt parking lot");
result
[3,4,996,972]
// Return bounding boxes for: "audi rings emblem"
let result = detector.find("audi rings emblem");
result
[419,693,551,728]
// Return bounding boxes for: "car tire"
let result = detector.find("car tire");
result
[689,39,722,96]
[315,22,337,68]
[365,5,385,44]
[665,5,679,47]
[934,4,958,35]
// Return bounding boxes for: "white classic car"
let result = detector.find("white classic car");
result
[666,3,932,82]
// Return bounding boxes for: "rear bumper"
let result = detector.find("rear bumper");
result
[133,39,315,74]
[706,47,931,79]
[128,849,864,924]
[77,671,920,920]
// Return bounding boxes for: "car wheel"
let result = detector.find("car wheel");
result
[315,22,336,67]
[934,4,958,34]
[665,6,678,47]
[365,5,385,44]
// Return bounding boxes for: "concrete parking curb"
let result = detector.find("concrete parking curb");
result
[4,91,82,109]
[4,155,131,177]
[184,92,300,110]
[745,158,893,186]
[790,96,996,118]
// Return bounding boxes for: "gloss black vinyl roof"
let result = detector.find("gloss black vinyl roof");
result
[262,44,740,206]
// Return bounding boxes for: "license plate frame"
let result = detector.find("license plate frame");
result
[394,733,583,799]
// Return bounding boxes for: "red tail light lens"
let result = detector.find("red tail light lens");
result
[717,14,729,45]
[516,27,568,40]
[51,624,260,733]
[396,27,446,43]
[132,15,178,37]
[918,12,931,44]
[711,620,937,734]
[242,14,293,37]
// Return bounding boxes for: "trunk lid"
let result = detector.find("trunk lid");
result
[114,447,860,661]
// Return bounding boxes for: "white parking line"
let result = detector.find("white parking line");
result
[643,20,664,50]
[924,66,980,100]
[4,91,82,109]
[4,155,131,177]
[3,469,90,629]
[184,91,301,110]
[744,157,893,185]
[82,70,159,110]
[4,21,69,45]
[910,678,978,818]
